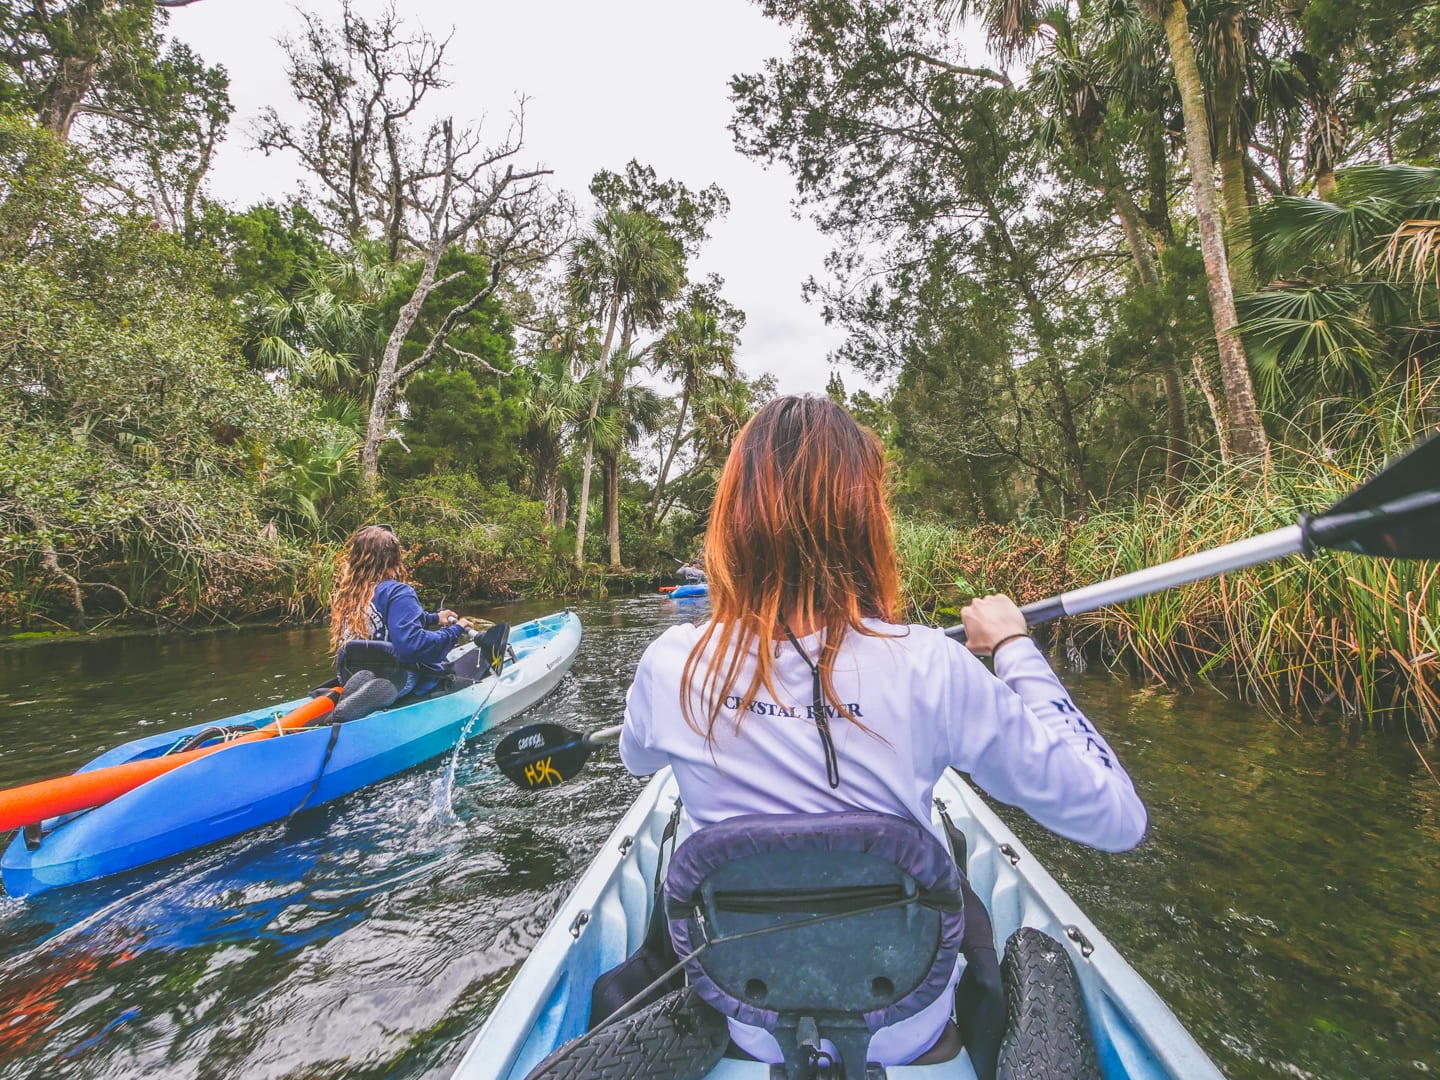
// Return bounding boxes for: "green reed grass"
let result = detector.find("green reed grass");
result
[895,436,1440,737]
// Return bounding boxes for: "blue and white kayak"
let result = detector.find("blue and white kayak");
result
[669,583,708,599]
[2,611,582,896]
[453,765,1222,1080]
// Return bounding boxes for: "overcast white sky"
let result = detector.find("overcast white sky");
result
[170,0,876,397]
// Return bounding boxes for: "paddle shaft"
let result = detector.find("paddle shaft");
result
[944,479,1440,645]
[944,526,1306,644]
[586,725,623,746]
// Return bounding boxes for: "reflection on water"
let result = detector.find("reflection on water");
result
[0,597,1437,1078]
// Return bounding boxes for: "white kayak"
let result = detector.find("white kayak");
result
[454,766,1222,1079]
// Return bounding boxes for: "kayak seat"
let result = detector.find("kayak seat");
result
[665,812,965,1080]
[336,639,401,681]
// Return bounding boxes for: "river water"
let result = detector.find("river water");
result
[0,596,1435,1079]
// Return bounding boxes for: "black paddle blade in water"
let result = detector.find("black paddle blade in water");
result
[1305,431,1440,559]
[494,723,592,789]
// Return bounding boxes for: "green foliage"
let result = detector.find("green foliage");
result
[0,118,314,625]
[894,385,1440,731]
[385,368,528,483]
[1239,164,1440,414]
[589,160,730,259]
[385,474,549,598]
[198,200,328,303]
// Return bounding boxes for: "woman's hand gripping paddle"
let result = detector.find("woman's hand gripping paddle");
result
[494,723,622,789]
[946,432,1440,644]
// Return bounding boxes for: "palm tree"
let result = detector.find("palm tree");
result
[566,207,684,568]
[600,348,666,569]
[647,303,738,529]
[523,349,592,528]
[251,245,394,394]
[1238,164,1440,416]
[1146,0,1269,461]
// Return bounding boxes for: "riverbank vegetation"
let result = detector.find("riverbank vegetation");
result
[2,2,1437,726]
[0,3,763,630]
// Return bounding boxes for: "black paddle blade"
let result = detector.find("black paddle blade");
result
[494,723,591,789]
[1306,431,1440,559]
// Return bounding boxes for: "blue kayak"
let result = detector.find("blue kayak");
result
[2,611,581,896]
[669,583,708,599]
[453,767,1223,1080]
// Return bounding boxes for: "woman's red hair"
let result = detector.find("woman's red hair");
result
[682,395,900,741]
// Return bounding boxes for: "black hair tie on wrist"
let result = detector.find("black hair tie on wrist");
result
[990,632,1029,657]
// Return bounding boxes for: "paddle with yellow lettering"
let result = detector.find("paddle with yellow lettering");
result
[494,722,622,789]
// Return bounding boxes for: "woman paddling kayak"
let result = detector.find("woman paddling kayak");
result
[618,395,1147,1070]
[329,524,474,722]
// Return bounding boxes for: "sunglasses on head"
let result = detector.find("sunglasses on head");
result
[374,523,395,535]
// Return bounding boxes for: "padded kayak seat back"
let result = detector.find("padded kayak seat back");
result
[665,812,965,1080]
[336,639,400,681]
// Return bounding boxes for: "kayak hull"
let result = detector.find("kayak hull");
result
[2,611,581,896]
[669,584,708,599]
[453,767,1222,1080]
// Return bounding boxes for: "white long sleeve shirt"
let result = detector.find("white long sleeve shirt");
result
[621,618,1147,854]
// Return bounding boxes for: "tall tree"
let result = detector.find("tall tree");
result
[0,0,204,141]
[256,3,563,486]
[733,2,1097,509]
[523,348,592,528]
[947,0,1268,461]
[1145,0,1269,460]
[2,1,228,240]
[648,291,740,530]
[566,206,683,567]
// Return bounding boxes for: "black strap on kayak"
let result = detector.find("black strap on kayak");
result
[782,625,841,790]
[934,797,1005,1080]
[589,798,686,1030]
[286,723,342,823]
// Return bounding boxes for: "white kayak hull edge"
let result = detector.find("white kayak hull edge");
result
[452,768,1224,1080]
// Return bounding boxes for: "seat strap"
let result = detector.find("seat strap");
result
[638,797,684,953]
[286,723,343,822]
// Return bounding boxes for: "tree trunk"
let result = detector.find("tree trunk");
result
[573,292,622,568]
[1094,144,1190,500]
[1212,62,1253,294]
[648,384,691,529]
[1144,111,1175,250]
[1157,0,1269,463]
[38,54,101,141]
[555,486,569,532]
[539,463,557,528]
[605,448,622,570]
[362,245,444,484]
[1192,353,1230,463]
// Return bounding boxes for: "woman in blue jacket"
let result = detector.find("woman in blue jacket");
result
[328,525,472,721]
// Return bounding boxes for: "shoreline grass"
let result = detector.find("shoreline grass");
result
[897,446,1440,737]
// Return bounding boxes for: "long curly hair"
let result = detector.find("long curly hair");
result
[329,526,405,653]
[681,395,900,742]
